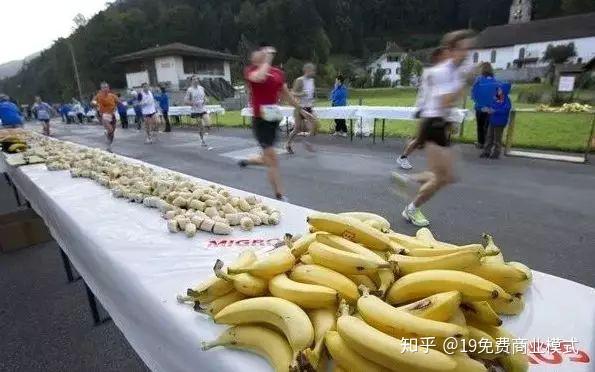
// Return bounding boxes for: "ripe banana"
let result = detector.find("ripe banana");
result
[372,269,395,298]
[308,242,392,275]
[488,293,525,315]
[324,331,386,372]
[300,254,314,264]
[316,234,388,264]
[388,231,432,249]
[289,232,327,257]
[390,231,483,253]
[213,259,268,297]
[506,262,532,294]
[336,303,457,371]
[307,213,394,251]
[386,270,512,305]
[202,325,295,372]
[300,308,336,370]
[195,290,246,316]
[228,246,296,279]
[466,325,498,360]
[348,274,378,291]
[269,273,338,309]
[388,250,482,275]
[405,244,485,257]
[460,301,502,326]
[470,323,529,372]
[396,291,462,322]
[358,289,468,340]
[449,308,467,327]
[483,252,504,264]
[415,227,436,243]
[466,260,529,294]
[214,297,314,355]
[338,211,391,233]
[451,353,487,372]
[290,264,359,304]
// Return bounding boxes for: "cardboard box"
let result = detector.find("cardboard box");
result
[0,209,53,253]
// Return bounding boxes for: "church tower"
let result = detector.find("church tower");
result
[509,0,532,24]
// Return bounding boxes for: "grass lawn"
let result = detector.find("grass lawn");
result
[193,86,595,153]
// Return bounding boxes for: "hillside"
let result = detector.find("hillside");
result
[0,52,41,80]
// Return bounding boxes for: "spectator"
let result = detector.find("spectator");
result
[0,94,24,127]
[471,62,497,149]
[32,96,53,136]
[72,98,85,124]
[330,74,348,137]
[155,86,171,132]
[116,93,129,129]
[480,82,511,159]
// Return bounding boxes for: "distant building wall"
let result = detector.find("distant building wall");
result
[126,71,150,89]
[494,66,549,83]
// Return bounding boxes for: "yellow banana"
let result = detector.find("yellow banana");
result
[358,289,468,339]
[405,244,485,257]
[300,254,314,264]
[396,291,462,322]
[451,353,488,372]
[466,325,498,360]
[348,274,378,291]
[470,323,529,372]
[338,211,391,232]
[202,325,295,372]
[290,264,359,304]
[488,293,525,315]
[316,234,388,264]
[460,301,502,326]
[300,308,337,370]
[269,273,338,309]
[228,246,296,279]
[388,231,432,249]
[289,232,327,257]
[483,252,504,264]
[214,297,314,355]
[449,308,467,327]
[415,227,445,245]
[324,331,387,372]
[336,302,457,371]
[307,213,394,251]
[372,269,395,298]
[308,242,392,275]
[213,259,268,297]
[389,250,481,275]
[195,290,246,316]
[482,234,501,255]
[466,260,529,294]
[386,270,511,305]
[506,262,532,294]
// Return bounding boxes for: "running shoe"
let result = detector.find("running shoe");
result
[238,160,248,168]
[339,132,348,137]
[285,144,295,155]
[397,156,413,170]
[145,137,153,144]
[402,207,430,227]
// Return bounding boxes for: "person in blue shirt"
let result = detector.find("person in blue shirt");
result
[32,96,53,136]
[330,75,348,137]
[155,86,171,132]
[471,63,498,149]
[481,82,512,159]
[0,94,24,127]
[116,93,129,129]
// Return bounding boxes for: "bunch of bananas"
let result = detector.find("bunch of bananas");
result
[0,133,28,153]
[180,212,532,372]
[536,102,592,113]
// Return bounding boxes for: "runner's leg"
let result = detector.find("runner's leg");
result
[285,111,301,153]
[197,114,207,145]
[413,142,455,207]
[262,146,284,198]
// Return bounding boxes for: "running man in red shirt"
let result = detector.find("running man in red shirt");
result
[239,44,314,201]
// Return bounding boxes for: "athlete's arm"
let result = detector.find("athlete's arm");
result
[184,89,192,105]
[247,49,275,83]
[282,84,314,120]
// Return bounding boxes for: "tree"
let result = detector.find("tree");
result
[72,13,88,30]
[372,68,389,87]
[400,54,422,86]
[561,0,595,14]
[543,43,577,64]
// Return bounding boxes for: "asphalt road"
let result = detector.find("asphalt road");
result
[1,121,594,371]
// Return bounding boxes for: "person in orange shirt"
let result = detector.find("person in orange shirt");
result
[93,81,119,152]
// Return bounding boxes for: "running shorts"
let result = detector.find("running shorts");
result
[417,117,451,147]
[252,117,279,149]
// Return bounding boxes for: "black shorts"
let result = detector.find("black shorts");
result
[191,112,208,118]
[299,107,313,119]
[252,117,279,149]
[417,117,451,147]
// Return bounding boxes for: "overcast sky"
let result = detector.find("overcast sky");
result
[0,0,107,64]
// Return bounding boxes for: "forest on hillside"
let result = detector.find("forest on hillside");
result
[1,0,593,102]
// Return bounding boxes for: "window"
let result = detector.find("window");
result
[578,57,583,63]
[183,57,224,76]
[384,68,391,75]
[490,50,497,63]
[387,55,400,62]
[473,52,479,63]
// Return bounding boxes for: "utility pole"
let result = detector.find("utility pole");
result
[67,41,83,102]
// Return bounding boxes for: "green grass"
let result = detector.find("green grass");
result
[178,86,595,153]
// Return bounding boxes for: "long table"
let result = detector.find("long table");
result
[1,149,594,372]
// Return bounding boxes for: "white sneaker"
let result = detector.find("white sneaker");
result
[397,156,413,170]
[145,137,153,144]
[339,132,348,137]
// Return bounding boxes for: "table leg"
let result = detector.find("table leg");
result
[359,118,363,140]
[350,119,353,142]
[382,119,386,142]
[373,119,377,144]
[4,173,22,206]
[84,283,111,326]
[59,248,80,283]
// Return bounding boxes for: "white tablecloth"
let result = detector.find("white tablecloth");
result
[126,105,225,117]
[1,151,593,372]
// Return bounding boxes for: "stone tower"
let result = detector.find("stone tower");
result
[509,0,532,24]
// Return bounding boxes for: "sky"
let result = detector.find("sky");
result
[0,0,107,64]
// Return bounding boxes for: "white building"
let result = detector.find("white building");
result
[367,42,405,84]
[470,12,595,70]
[113,42,237,90]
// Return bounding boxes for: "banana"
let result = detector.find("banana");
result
[300,308,337,370]
[338,212,391,232]
[290,264,359,304]
[214,297,314,355]
[213,259,268,297]
[488,293,525,315]
[372,269,395,298]
[308,242,392,275]
[470,323,529,372]
[348,274,378,291]
[228,246,296,279]
[466,325,498,360]
[202,325,295,372]
[307,213,395,251]
[386,270,511,305]
[324,331,387,372]
[506,262,532,294]
[269,273,338,309]
[483,252,504,264]
[388,250,482,275]
[451,353,488,372]
[336,302,457,371]
[358,288,468,340]
[466,260,529,294]
[405,244,485,257]
[415,227,441,245]
[316,234,388,264]
[300,254,314,264]
[482,234,501,255]
[289,232,327,257]
[396,291,462,322]
[195,290,246,316]
[449,308,467,327]
[460,301,502,326]
[388,231,432,249]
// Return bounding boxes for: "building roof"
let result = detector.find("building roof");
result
[113,42,238,63]
[474,13,595,49]
[385,42,404,54]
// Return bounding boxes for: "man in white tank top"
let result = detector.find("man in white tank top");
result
[286,63,319,153]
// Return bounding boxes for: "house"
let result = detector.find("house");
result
[112,42,238,90]
[469,10,595,70]
[367,42,405,84]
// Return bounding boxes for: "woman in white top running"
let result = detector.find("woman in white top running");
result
[185,76,210,148]
[139,83,158,143]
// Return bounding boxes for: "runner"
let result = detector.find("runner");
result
[393,30,476,227]
[155,86,171,132]
[185,76,210,148]
[93,82,119,152]
[238,45,315,201]
[32,96,53,136]
[396,47,446,170]
[285,63,319,153]
[138,83,159,143]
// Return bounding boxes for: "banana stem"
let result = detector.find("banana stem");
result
[213,259,234,282]
[358,284,371,296]
[284,233,294,248]
[176,294,194,303]
[338,299,350,316]
[201,341,224,351]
